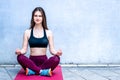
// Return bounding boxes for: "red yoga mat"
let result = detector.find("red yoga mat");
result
[14,65,63,80]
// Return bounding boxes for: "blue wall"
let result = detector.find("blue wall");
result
[0,0,120,64]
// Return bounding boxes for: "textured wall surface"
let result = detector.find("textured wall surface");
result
[0,0,120,64]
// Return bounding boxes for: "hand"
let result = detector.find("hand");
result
[15,48,21,55]
[55,49,62,56]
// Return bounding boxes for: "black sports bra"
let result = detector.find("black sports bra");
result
[28,28,49,48]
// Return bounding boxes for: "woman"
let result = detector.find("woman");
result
[15,7,62,76]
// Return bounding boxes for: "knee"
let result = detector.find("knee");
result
[53,55,60,63]
[17,54,24,62]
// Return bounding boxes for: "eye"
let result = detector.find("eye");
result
[34,15,42,17]
[39,15,42,17]
[34,15,37,17]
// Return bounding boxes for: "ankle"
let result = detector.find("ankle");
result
[40,68,52,76]
[26,68,35,75]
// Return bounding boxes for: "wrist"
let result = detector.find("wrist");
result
[20,49,26,54]
[51,50,57,55]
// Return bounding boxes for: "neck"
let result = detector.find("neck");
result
[34,24,43,30]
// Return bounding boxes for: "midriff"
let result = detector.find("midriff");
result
[30,48,47,56]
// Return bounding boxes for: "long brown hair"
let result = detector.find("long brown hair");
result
[30,7,48,30]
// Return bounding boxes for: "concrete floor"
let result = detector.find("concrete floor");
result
[0,65,120,80]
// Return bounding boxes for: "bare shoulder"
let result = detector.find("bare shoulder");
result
[46,29,53,36]
[24,29,30,34]
[24,29,31,38]
[46,30,53,37]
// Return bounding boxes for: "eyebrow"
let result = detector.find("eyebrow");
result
[34,14,42,16]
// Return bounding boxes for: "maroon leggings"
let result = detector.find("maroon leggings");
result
[17,54,60,74]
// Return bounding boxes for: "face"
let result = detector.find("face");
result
[33,11,43,24]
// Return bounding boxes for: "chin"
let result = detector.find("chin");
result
[35,22,42,24]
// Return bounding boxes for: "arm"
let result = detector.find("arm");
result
[48,30,62,56]
[15,30,29,55]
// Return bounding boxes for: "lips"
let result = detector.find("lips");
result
[36,19,40,22]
